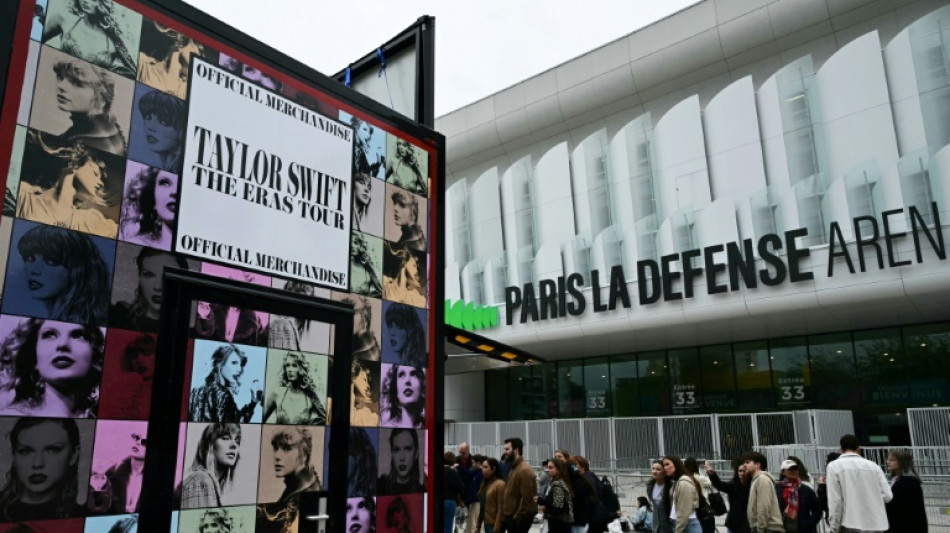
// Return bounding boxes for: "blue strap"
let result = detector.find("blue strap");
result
[344,67,352,88]
[376,48,395,109]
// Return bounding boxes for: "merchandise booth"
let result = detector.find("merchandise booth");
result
[0,0,445,531]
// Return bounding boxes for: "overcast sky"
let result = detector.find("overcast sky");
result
[183,0,698,117]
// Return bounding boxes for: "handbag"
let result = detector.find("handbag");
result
[708,488,728,516]
[697,492,717,521]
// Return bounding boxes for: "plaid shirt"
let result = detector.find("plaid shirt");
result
[181,467,222,508]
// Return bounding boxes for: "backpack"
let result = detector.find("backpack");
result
[601,476,620,514]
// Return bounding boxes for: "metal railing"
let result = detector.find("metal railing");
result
[446,410,854,467]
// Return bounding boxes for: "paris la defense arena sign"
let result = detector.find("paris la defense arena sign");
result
[175,58,353,289]
[506,203,946,325]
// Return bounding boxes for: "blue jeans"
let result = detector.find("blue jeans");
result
[485,526,493,533]
[444,500,456,533]
[670,518,703,533]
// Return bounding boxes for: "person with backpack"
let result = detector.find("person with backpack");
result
[684,458,715,533]
[565,457,596,533]
[574,455,614,532]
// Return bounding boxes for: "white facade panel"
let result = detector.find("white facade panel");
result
[653,96,711,218]
[439,2,950,362]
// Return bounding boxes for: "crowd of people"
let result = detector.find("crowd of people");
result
[444,434,928,533]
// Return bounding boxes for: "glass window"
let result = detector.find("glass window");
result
[734,341,774,411]
[537,363,560,419]
[770,337,810,408]
[610,354,639,417]
[808,332,860,409]
[902,323,950,405]
[854,328,906,408]
[638,351,670,415]
[509,365,532,420]
[485,368,509,421]
[584,357,611,417]
[668,348,701,412]
[558,361,586,418]
[854,328,907,444]
[699,344,737,412]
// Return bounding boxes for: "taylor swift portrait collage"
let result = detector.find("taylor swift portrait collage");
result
[0,0,434,532]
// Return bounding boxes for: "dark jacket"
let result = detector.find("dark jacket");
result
[886,476,928,533]
[776,481,821,533]
[444,465,465,501]
[569,469,594,527]
[709,470,750,533]
[456,454,479,504]
[106,458,138,514]
[646,478,673,533]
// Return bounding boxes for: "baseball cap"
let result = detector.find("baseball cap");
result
[781,459,798,470]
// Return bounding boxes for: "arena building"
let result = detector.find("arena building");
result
[440,0,950,445]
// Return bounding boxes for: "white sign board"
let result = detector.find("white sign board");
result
[176,58,353,289]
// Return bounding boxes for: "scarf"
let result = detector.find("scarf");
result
[781,479,800,520]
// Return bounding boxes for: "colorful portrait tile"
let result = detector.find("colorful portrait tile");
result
[0,315,106,419]
[268,278,331,355]
[381,242,427,309]
[0,417,96,521]
[98,328,157,420]
[385,136,428,197]
[341,111,386,181]
[180,423,261,508]
[200,263,270,286]
[350,359,380,428]
[118,160,179,251]
[381,302,427,367]
[383,183,427,252]
[0,518,85,533]
[377,429,426,495]
[127,83,186,172]
[178,505,256,533]
[109,242,193,333]
[350,231,383,299]
[217,52,281,93]
[83,514,138,533]
[347,428,378,498]
[190,302,269,348]
[379,364,426,429]
[30,0,49,42]
[16,129,126,239]
[331,292,382,362]
[137,20,207,99]
[2,219,116,326]
[262,349,328,425]
[352,171,385,238]
[257,425,326,504]
[377,493,424,532]
[346,497,377,533]
[187,339,266,424]
[29,45,135,157]
[87,420,148,516]
[39,0,141,79]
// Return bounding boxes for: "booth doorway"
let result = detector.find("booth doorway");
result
[138,268,354,533]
